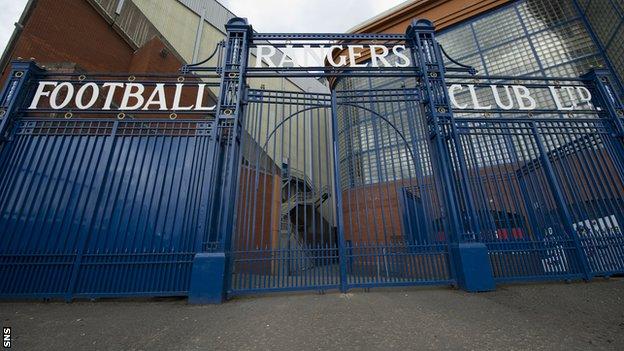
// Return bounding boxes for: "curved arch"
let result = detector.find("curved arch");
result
[256,101,420,179]
[260,105,330,151]
[336,102,419,170]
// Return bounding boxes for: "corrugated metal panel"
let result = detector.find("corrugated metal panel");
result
[178,0,234,33]
[114,1,161,47]
[90,0,164,48]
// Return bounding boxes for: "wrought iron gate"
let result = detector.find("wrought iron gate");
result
[333,80,454,288]
[0,68,219,299]
[230,89,339,293]
[1,17,624,301]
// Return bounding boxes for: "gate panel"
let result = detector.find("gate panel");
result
[0,119,213,298]
[335,79,454,288]
[0,120,113,297]
[536,120,624,276]
[230,89,339,294]
[72,121,212,297]
[454,119,607,282]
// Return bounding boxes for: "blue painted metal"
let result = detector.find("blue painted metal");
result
[0,61,43,141]
[407,19,469,244]
[0,62,218,300]
[228,88,339,294]
[450,243,495,292]
[1,15,624,301]
[188,253,226,304]
[331,91,349,293]
[530,122,592,281]
[0,118,212,299]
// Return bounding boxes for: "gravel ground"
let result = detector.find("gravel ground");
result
[2,279,624,350]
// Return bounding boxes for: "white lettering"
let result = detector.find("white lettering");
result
[255,45,276,68]
[548,86,574,111]
[28,81,57,109]
[512,85,536,110]
[490,85,514,110]
[278,45,296,67]
[448,84,467,109]
[119,83,145,110]
[49,82,74,109]
[347,45,367,68]
[142,83,167,110]
[75,83,99,110]
[172,83,193,110]
[468,84,491,110]
[369,45,391,68]
[327,45,346,67]
[195,84,216,111]
[576,86,593,108]
[102,82,124,110]
[392,45,410,68]
[302,45,326,66]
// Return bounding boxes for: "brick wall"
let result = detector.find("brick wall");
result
[1,0,185,85]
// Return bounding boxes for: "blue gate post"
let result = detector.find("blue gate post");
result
[188,17,252,304]
[406,19,495,292]
[0,60,43,142]
[330,91,349,292]
[582,70,624,202]
[582,70,624,156]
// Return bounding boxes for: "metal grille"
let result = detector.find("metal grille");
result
[334,81,453,287]
[0,119,213,298]
[437,0,606,78]
[454,117,624,281]
[229,90,339,293]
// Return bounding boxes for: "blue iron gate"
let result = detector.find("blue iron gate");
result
[0,68,220,300]
[229,83,454,295]
[333,83,454,288]
[1,17,624,301]
[446,72,624,282]
[0,118,212,298]
[229,89,339,293]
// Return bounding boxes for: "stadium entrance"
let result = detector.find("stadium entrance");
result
[0,18,623,302]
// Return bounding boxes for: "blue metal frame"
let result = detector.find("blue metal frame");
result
[1,14,624,301]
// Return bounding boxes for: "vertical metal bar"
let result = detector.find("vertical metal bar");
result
[65,120,120,301]
[530,122,591,280]
[331,91,348,292]
[203,18,252,298]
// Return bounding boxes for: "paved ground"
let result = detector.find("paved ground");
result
[2,279,624,350]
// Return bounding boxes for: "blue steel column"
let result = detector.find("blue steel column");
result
[581,69,624,223]
[0,60,44,142]
[406,19,494,292]
[188,17,252,304]
[582,70,624,139]
[330,91,349,292]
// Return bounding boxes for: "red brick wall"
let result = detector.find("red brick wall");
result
[234,166,281,274]
[1,0,184,85]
